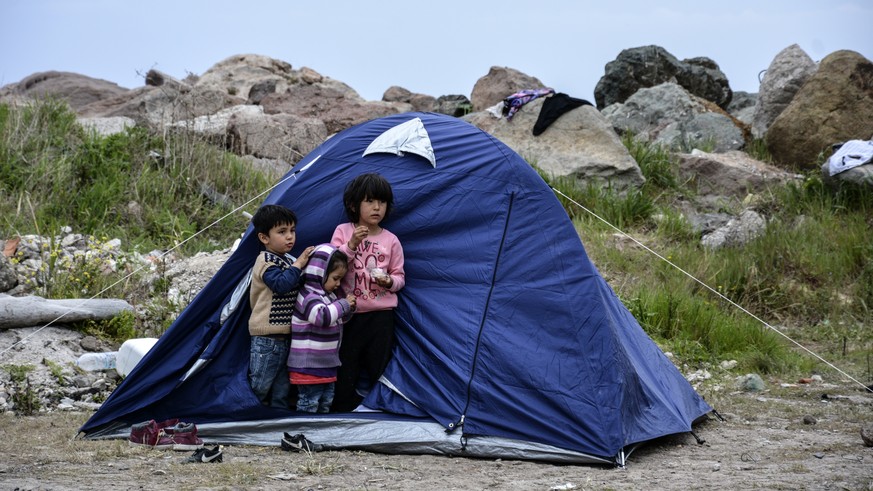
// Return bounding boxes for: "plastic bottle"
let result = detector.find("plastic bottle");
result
[76,352,118,371]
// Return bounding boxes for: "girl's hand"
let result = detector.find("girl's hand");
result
[374,275,393,289]
[346,294,357,308]
[348,225,369,250]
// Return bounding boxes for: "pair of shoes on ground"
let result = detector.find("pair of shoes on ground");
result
[281,432,322,452]
[128,418,203,451]
[186,445,223,463]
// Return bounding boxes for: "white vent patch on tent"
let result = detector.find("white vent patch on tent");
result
[363,117,436,167]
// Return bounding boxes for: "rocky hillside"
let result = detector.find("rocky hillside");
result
[2,44,871,188]
[1,43,872,415]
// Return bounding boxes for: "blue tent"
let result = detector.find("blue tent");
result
[80,112,710,465]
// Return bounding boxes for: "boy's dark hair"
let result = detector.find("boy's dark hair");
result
[327,250,349,276]
[251,204,297,236]
[342,173,394,223]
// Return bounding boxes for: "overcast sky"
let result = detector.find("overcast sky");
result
[2,1,872,102]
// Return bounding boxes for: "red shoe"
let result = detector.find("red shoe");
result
[158,422,204,451]
[128,418,180,448]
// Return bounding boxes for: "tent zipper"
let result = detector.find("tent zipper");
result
[449,191,515,434]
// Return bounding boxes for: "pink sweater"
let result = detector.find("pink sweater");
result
[331,223,406,313]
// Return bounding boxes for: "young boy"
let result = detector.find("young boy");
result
[248,204,315,408]
[288,244,356,413]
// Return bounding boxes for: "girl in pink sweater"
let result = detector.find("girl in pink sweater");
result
[330,173,405,411]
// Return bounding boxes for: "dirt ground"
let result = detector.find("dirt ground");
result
[0,382,871,491]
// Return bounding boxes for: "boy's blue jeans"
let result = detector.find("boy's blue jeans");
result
[296,383,335,413]
[248,336,291,408]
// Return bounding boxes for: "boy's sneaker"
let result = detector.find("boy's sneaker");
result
[186,445,223,463]
[280,432,321,452]
[128,418,179,448]
[158,422,204,451]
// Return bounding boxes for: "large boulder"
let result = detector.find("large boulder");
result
[382,86,436,112]
[602,83,746,152]
[168,104,263,142]
[77,85,246,128]
[751,44,818,138]
[821,161,873,190]
[0,71,129,111]
[765,50,873,169]
[464,98,645,191]
[194,54,297,100]
[676,56,733,110]
[678,149,801,201]
[434,94,472,117]
[259,83,411,135]
[227,109,327,163]
[594,46,732,110]
[470,66,547,112]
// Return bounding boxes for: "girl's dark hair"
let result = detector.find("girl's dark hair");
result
[326,250,349,276]
[343,173,394,223]
[251,204,297,236]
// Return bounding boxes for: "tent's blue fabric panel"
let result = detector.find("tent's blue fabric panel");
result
[81,112,710,461]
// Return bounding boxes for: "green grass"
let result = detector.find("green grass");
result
[0,98,271,255]
[539,132,873,380]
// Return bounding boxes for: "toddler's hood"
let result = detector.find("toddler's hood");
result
[300,244,339,294]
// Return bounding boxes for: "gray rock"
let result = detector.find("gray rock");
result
[382,86,436,112]
[77,85,246,129]
[737,373,766,392]
[678,149,802,199]
[802,415,817,425]
[676,56,733,110]
[595,46,732,110]
[701,209,767,249]
[71,375,91,388]
[227,109,328,164]
[464,99,644,191]
[434,94,472,117]
[752,44,817,139]
[260,83,410,135]
[80,336,100,352]
[861,427,873,447]
[727,91,757,125]
[687,212,733,235]
[0,254,17,293]
[298,66,323,85]
[61,233,83,248]
[602,83,745,152]
[168,104,263,143]
[164,249,231,307]
[195,53,296,99]
[821,161,873,189]
[247,79,276,105]
[0,71,129,111]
